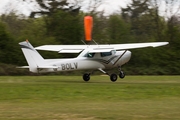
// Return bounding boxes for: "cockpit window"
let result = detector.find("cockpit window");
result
[85,53,95,58]
[101,52,112,57]
[100,50,116,57]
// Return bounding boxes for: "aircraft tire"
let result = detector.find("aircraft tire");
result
[110,74,118,82]
[83,73,90,82]
[119,71,125,79]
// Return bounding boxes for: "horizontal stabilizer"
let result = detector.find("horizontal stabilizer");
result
[17,66,59,69]
[17,66,30,69]
[37,66,59,69]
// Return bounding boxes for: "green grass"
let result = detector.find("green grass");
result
[0,76,180,120]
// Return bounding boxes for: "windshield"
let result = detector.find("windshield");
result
[84,53,95,58]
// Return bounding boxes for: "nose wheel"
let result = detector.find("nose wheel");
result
[118,66,125,79]
[119,71,125,79]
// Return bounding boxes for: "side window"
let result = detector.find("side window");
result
[111,50,116,55]
[101,52,112,57]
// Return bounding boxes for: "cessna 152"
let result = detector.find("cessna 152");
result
[18,40,168,82]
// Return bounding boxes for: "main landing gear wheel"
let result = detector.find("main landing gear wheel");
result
[110,74,118,82]
[83,73,90,82]
[119,71,125,79]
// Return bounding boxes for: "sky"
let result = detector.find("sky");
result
[0,0,180,17]
[0,0,132,16]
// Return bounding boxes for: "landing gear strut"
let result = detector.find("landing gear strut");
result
[118,66,125,79]
[98,68,118,82]
[82,67,125,82]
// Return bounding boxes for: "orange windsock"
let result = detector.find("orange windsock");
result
[84,16,93,41]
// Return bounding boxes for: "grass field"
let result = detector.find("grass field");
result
[0,76,180,120]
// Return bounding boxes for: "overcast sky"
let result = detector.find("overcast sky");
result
[0,0,180,17]
[0,0,132,16]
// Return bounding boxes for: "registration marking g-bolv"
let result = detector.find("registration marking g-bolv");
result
[61,63,78,70]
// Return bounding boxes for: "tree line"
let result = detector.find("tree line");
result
[0,0,179,75]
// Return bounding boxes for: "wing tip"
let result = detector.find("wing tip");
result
[153,42,169,47]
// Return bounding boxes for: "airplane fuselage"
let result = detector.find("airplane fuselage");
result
[37,50,131,73]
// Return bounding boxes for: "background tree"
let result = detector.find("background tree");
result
[29,0,80,18]
[121,0,156,42]
[107,14,131,44]
[89,13,109,44]
[0,22,21,65]
[28,0,83,44]
[0,12,27,37]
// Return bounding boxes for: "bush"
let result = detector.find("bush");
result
[0,63,32,76]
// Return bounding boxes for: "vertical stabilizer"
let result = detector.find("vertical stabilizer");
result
[19,40,46,73]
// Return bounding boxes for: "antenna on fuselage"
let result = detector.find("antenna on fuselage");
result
[81,40,87,45]
[92,39,98,45]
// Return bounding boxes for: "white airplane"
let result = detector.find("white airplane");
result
[18,40,168,82]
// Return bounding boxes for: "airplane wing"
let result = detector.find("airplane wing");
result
[35,42,169,53]
[109,42,169,51]
[35,45,86,53]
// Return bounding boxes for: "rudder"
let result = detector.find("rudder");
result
[19,40,46,73]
